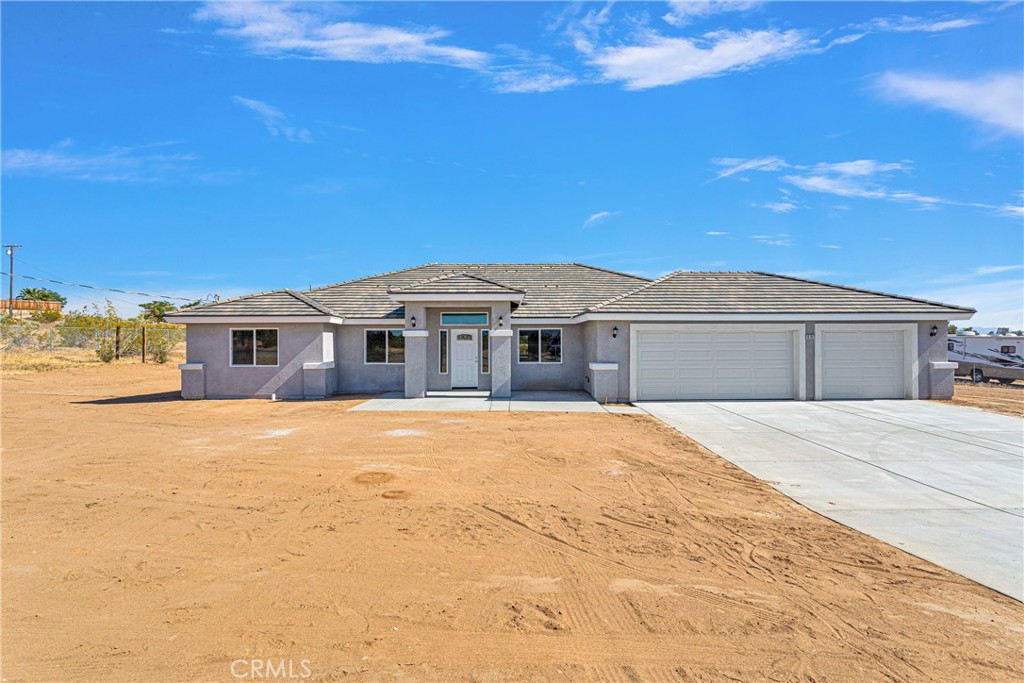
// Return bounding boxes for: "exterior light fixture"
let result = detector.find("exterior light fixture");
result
[411,316,417,328]
[498,315,504,328]
[612,326,619,338]
[930,325,938,337]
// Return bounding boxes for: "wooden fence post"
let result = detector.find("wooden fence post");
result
[115,326,121,360]
[142,326,147,363]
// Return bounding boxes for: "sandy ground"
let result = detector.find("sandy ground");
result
[949,381,1024,418]
[3,365,1022,682]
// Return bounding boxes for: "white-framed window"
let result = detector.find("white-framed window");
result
[439,329,449,373]
[518,328,561,364]
[481,330,490,373]
[365,329,405,364]
[230,328,279,367]
[440,312,488,326]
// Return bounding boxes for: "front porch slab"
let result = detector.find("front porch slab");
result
[349,390,641,413]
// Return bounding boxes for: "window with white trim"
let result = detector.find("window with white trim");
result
[365,330,405,364]
[518,329,561,363]
[231,329,278,366]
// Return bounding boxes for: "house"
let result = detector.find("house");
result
[168,264,975,402]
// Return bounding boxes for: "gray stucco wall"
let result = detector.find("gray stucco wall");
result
[334,324,405,394]
[582,321,631,401]
[918,320,951,399]
[185,323,330,398]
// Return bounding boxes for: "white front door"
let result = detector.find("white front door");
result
[451,330,478,388]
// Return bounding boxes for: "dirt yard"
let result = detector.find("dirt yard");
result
[949,381,1024,418]
[3,365,1022,682]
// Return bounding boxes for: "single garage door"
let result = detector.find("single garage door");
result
[820,329,906,399]
[636,328,796,400]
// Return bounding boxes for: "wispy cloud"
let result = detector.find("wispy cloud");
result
[857,14,984,34]
[818,243,841,250]
[2,139,197,182]
[710,156,787,181]
[195,2,489,69]
[875,71,1024,136]
[662,1,761,27]
[751,233,792,247]
[233,96,312,143]
[582,210,618,229]
[913,279,1023,327]
[705,230,729,236]
[764,200,797,213]
[590,28,814,90]
[712,155,1023,218]
[973,264,1023,276]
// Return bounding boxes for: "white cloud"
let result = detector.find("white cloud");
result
[2,140,197,182]
[764,201,797,213]
[818,243,841,249]
[751,233,792,247]
[491,67,577,94]
[974,265,1024,276]
[582,210,618,229]
[662,1,760,27]
[811,159,909,176]
[710,156,787,181]
[876,71,1024,136]
[591,28,813,90]
[914,279,1024,328]
[860,15,984,33]
[705,230,729,235]
[233,96,312,143]
[195,2,490,69]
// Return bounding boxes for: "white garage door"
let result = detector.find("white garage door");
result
[635,328,796,400]
[820,329,906,399]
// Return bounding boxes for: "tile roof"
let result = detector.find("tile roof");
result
[305,263,649,318]
[389,272,525,295]
[588,271,976,315]
[168,289,331,317]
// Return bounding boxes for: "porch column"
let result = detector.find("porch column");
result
[490,302,513,398]
[404,304,428,398]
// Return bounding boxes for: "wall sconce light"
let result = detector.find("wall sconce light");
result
[930,325,938,337]
[612,326,619,338]
[410,316,417,328]
[498,315,504,328]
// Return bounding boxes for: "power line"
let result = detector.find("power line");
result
[0,271,213,303]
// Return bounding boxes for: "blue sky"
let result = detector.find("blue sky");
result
[2,1,1022,326]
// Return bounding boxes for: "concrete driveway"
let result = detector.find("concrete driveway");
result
[640,400,1023,601]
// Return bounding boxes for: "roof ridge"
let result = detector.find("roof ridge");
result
[586,269,685,312]
[754,272,976,313]
[571,263,653,282]
[389,271,526,294]
[285,289,338,316]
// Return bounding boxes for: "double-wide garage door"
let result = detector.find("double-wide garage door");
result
[634,325,910,401]
[635,328,797,400]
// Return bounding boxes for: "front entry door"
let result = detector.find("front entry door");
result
[451,330,479,388]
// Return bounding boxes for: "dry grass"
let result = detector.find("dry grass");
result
[1,348,184,375]
[949,381,1024,418]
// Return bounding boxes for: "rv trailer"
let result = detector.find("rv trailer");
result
[948,334,1024,384]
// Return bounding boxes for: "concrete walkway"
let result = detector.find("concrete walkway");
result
[351,390,642,414]
[640,399,1023,601]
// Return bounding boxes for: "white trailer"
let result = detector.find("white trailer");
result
[948,334,1024,384]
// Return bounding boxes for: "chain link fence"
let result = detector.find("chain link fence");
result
[1,323,186,364]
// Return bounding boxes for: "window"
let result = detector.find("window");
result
[947,342,955,352]
[439,329,448,373]
[1001,345,1016,354]
[441,312,488,326]
[365,329,405,364]
[481,330,489,373]
[518,329,561,364]
[231,329,278,366]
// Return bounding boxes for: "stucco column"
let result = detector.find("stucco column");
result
[489,302,513,398]
[404,304,428,398]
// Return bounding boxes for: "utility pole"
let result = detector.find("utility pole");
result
[3,244,22,318]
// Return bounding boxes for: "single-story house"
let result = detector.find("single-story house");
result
[168,263,975,402]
